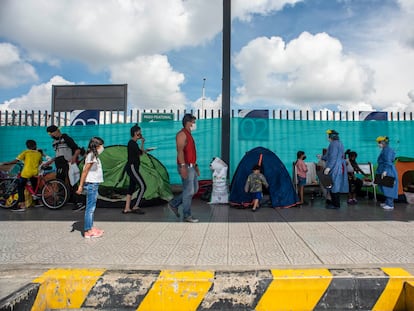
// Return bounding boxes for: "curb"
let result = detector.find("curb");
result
[1,267,414,310]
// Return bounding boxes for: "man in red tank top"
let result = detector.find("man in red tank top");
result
[168,114,200,223]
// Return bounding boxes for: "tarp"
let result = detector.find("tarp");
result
[95,145,173,204]
[229,146,299,208]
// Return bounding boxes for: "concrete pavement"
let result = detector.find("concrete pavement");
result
[1,194,414,309]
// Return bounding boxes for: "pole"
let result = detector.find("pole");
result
[222,0,231,168]
[202,78,206,114]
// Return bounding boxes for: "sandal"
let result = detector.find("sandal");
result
[132,207,145,214]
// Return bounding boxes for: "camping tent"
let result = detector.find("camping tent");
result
[229,146,299,208]
[97,145,173,205]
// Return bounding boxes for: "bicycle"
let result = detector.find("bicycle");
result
[0,163,69,210]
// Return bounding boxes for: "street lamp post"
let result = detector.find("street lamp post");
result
[202,78,206,116]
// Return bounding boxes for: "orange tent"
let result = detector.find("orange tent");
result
[395,157,414,195]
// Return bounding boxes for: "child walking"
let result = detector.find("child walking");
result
[295,151,308,205]
[244,164,268,211]
[76,137,105,239]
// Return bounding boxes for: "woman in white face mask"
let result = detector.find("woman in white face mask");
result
[76,137,105,238]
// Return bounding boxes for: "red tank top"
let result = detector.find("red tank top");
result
[178,128,197,164]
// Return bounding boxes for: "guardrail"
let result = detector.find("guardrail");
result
[0,109,413,126]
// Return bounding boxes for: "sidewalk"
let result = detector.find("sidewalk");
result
[1,195,414,308]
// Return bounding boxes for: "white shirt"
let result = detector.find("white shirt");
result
[85,152,104,183]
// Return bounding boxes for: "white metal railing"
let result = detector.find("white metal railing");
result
[0,109,412,126]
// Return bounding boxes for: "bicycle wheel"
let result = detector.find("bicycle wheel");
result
[41,179,68,209]
[0,179,19,209]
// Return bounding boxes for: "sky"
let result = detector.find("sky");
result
[0,0,413,114]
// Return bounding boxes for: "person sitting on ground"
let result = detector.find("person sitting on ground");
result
[3,139,42,212]
[244,164,269,212]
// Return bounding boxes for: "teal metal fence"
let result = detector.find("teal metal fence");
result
[1,119,413,185]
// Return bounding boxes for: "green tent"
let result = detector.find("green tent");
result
[95,145,173,205]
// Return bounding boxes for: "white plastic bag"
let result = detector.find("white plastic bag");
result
[68,163,80,186]
[209,157,229,204]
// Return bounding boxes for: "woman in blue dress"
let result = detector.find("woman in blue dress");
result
[323,130,349,209]
[376,136,398,210]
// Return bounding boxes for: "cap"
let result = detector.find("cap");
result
[326,129,338,135]
[46,125,58,133]
[376,136,389,143]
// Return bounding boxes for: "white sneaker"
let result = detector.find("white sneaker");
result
[382,205,394,210]
[184,216,199,223]
[380,203,386,207]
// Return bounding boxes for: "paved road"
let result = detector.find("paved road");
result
[1,195,414,302]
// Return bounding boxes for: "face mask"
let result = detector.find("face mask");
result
[190,123,197,131]
[303,156,307,160]
[97,146,104,154]
[378,143,383,149]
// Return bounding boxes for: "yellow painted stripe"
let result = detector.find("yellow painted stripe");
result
[256,269,332,311]
[138,270,214,311]
[373,267,414,311]
[31,268,105,311]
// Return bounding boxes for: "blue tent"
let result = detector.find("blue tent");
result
[229,147,299,208]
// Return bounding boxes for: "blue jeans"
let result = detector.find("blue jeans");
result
[169,166,199,218]
[84,183,99,231]
[385,196,394,207]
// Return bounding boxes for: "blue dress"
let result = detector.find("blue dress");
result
[376,146,398,199]
[325,140,349,193]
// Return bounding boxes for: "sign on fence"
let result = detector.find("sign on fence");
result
[142,113,174,122]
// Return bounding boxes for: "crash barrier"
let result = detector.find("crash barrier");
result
[1,119,413,185]
[1,267,413,311]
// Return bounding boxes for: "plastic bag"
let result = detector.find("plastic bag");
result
[68,163,80,186]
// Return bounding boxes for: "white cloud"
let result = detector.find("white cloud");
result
[109,55,186,111]
[0,43,38,88]
[234,32,374,109]
[233,0,302,22]
[190,94,222,116]
[0,76,72,111]
[0,0,224,69]
[0,0,302,70]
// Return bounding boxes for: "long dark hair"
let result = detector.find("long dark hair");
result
[87,137,104,158]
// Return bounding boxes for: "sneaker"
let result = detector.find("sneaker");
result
[167,203,180,218]
[33,200,43,207]
[380,203,386,207]
[91,227,104,234]
[11,207,26,212]
[72,203,86,211]
[382,205,394,210]
[84,230,103,239]
[326,204,339,209]
[184,216,199,223]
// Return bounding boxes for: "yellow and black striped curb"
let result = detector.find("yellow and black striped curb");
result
[1,267,414,311]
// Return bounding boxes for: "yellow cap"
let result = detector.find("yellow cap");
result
[376,136,388,143]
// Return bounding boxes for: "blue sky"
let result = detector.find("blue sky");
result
[0,0,413,114]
